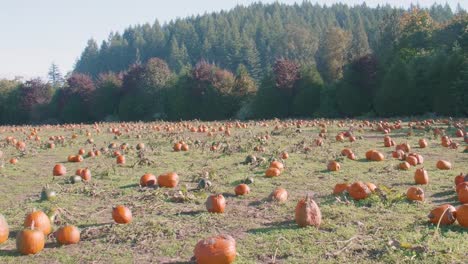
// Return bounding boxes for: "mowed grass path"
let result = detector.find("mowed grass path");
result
[0,120,467,263]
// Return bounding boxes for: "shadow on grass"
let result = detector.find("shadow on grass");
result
[177,210,205,216]
[221,192,236,198]
[119,183,140,189]
[0,249,20,257]
[247,220,297,234]
[431,189,454,198]
[77,222,112,229]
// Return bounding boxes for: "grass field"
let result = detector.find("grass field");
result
[0,119,467,263]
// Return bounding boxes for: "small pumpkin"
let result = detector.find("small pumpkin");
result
[428,204,456,225]
[80,168,91,182]
[116,155,126,165]
[399,161,411,170]
[406,156,418,166]
[265,167,281,177]
[23,210,51,235]
[269,161,284,171]
[327,161,340,171]
[112,205,132,224]
[194,234,236,264]
[281,151,289,159]
[333,183,349,194]
[348,182,371,200]
[16,223,45,255]
[140,173,157,187]
[295,195,322,228]
[406,187,424,201]
[158,172,179,188]
[173,143,182,152]
[414,168,429,185]
[456,204,468,227]
[55,225,80,245]
[269,187,288,202]
[436,160,452,170]
[206,194,226,213]
[53,164,67,176]
[418,138,427,148]
[366,182,377,192]
[234,184,250,196]
[0,214,8,244]
[371,151,385,161]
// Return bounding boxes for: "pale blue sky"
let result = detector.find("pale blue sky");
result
[0,0,465,79]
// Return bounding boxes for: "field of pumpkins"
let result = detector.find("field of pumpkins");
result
[0,119,467,263]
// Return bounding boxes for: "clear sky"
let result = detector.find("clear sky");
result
[0,0,465,80]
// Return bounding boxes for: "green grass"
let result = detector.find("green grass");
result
[0,120,467,263]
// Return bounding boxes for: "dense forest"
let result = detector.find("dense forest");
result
[0,2,467,124]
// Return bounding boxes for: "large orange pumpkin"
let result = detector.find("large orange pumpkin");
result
[428,204,456,225]
[206,194,226,213]
[295,195,322,227]
[158,172,179,188]
[16,224,45,255]
[194,234,236,264]
[23,210,51,235]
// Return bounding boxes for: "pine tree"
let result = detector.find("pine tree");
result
[48,63,63,88]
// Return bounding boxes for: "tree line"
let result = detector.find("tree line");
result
[0,3,467,124]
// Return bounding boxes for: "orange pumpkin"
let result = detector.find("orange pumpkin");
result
[140,173,157,187]
[194,234,236,264]
[0,214,8,244]
[265,167,281,177]
[53,164,67,176]
[333,183,349,194]
[366,182,377,192]
[206,194,226,213]
[112,205,132,224]
[16,224,45,255]
[370,151,385,161]
[414,168,429,185]
[457,182,468,204]
[157,172,179,188]
[428,204,456,225]
[80,168,91,181]
[436,160,452,170]
[55,225,80,245]
[454,173,466,186]
[269,161,284,171]
[407,187,424,201]
[399,161,411,170]
[327,161,340,171]
[23,210,51,235]
[406,156,418,166]
[418,138,427,148]
[348,182,371,200]
[234,184,250,196]
[295,195,322,227]
[456,204,468,227]
[269,187,288,203]
[281,151,289,159]
[173,143,182,152]
[116,155,126,165]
